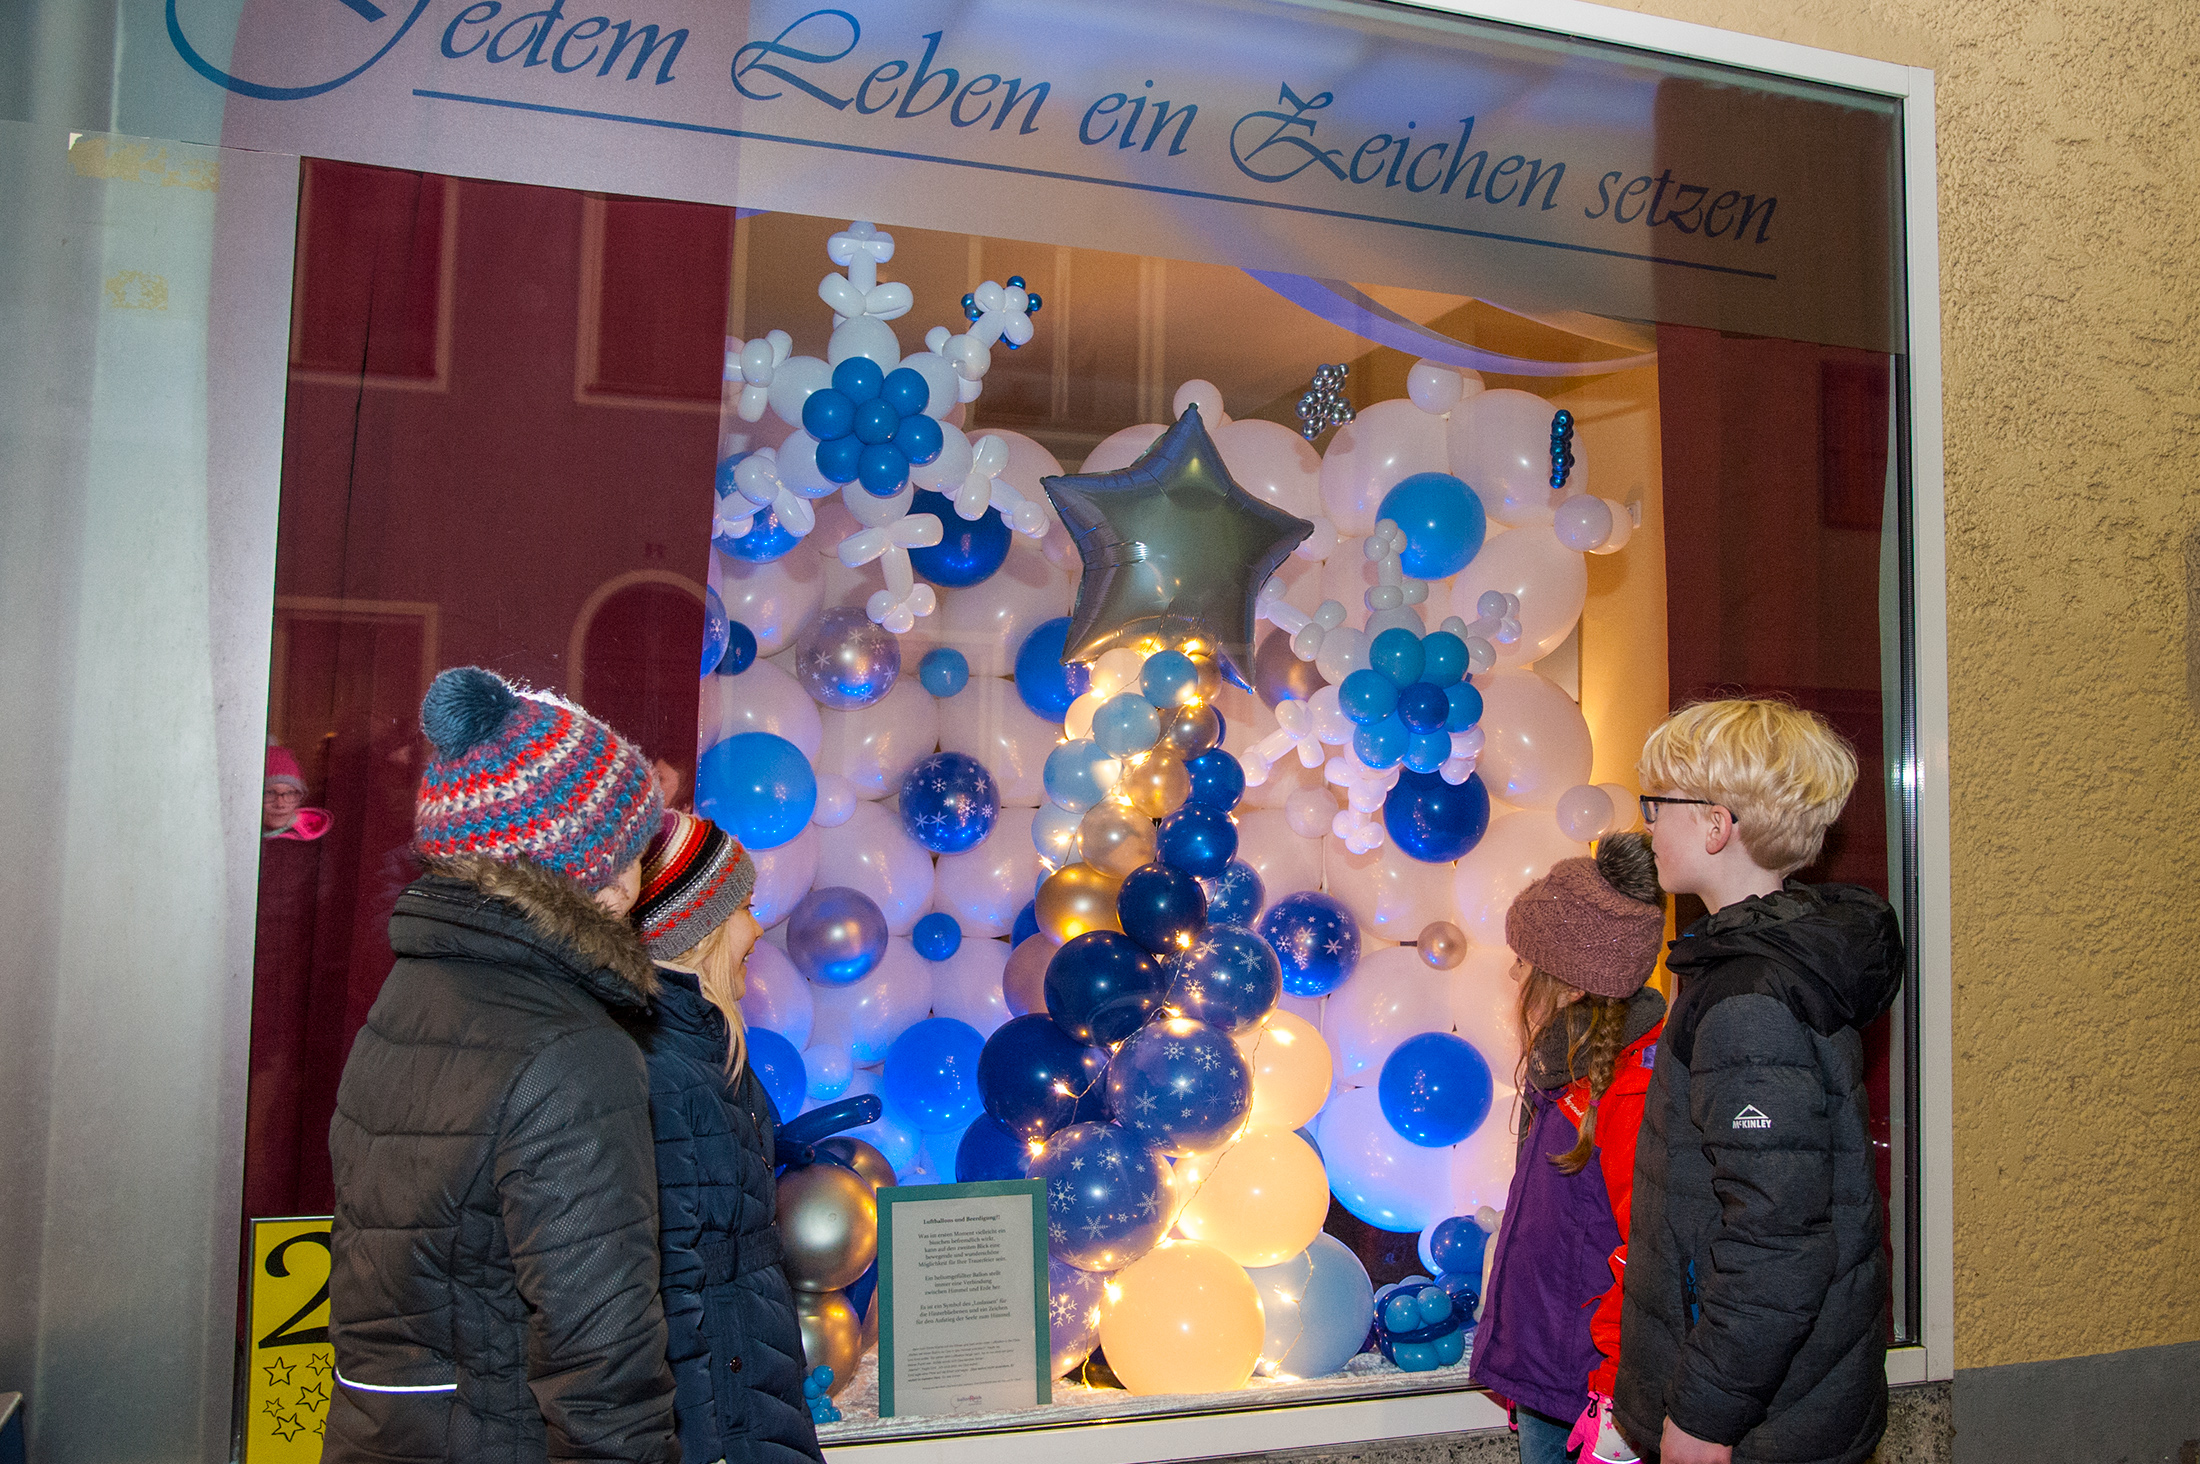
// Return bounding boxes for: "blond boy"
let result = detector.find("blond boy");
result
[1614,700,1903,1464]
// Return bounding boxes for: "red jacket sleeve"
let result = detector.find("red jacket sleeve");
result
[1585,1022,1662,1397]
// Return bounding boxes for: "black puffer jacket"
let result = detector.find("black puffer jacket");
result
[323,855,678,1464]
[1616,883,1903,1464]
[627,971,823,1464]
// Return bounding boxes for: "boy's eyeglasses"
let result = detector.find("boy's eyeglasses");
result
[1638,795,1733,825]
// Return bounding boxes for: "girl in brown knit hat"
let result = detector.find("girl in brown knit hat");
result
[1467,832,1667,1464]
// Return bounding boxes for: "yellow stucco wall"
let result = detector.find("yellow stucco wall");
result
[1584,0,2200,1370]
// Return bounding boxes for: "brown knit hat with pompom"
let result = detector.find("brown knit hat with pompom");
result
[1504,832,1665,998]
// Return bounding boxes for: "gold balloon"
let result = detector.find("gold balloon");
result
[795,1288,863,1396]
[1417,920,1468,971]
[1120,752,1191,818]
[1004,933,1054,1015]
[1077,800,1157,878]
[815,1137,895,1194]
[776,1163,878,1292]
[1233,1013,1333,1132]
[1096,1240,1266,1396]
[1036,863,1123,942]
[859,1287,879,1355]
[1173,1128,1330,1268]
[1160,703,1222,759]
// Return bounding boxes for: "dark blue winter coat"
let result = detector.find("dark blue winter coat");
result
[630,970,824,1464]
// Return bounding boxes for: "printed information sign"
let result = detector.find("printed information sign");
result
[243,1216,337,1461]
[876,1179,1050,1419]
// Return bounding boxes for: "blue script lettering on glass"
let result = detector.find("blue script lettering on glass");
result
[896,31,956,118]
[1078,82,1197,153]
[732,11,1050,134]
[166,0,436,100]
[732,8,860,108]
[1584,170,1773,242]
[1230,83,1347,182]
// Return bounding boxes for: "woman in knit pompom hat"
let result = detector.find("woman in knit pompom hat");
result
[322,667,679,1464]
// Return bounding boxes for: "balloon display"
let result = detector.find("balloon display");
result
[785,886,889,986]
[1257,891,1362,997]
[1246,1233,1377,1380]
[1030,1122,1173,1271]
[1095,1239,1266,1394]
[696,732,818,851]
[1383,769,1492,862]
[1170,924,1281,1035]
[1105,1016,1252,1155]
[1048,1257,1110,1378]
[1116,861,1209,956]
[1234,1012,1333,1132]
[795,605,902,710]
[1379,1032,1495,1147]
[1044,930,1168,1045]
[1173,1127,1328,1268]
[1198,860,1265,927]
[777,1162,878,1292]
[1013,616,1091,721]
[899,751,1001,854]
[956,1113,1032,1183]
[1157,803,1238,877]
[977,1012,1108,1140]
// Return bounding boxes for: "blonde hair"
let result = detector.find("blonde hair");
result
[670,918,749,1081]
[1639,699,1858,874]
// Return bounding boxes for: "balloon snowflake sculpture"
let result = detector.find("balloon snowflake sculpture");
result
[713,220,1051,632]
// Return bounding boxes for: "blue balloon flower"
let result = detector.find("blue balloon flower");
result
[899,751,1001,854]
[1353,715,1408,770]
[1396,681,1450,734]
[955,1113,1032,1182]
[1105,1016,1252,1155]
[1383,770,1491,863]
[1378,1032,1494,1147]
[717,619,758,676]
[880,366,931,417]
[1368,627,1426,687]
[977,1013,1109,1140]
[912,911,963,961]
[1157,804,1237,877]
[885,1017,988,1133]
[1339,668,1400,726]
[747,1027,807,1121]
[1258,891,1361,997]
[696,732,816,850]
[1029,1122,1173,1271]
[918,646,970,697]
[1376,471,1487,580]
[1170,924,1280,1034]
[1044,930,1169,1045]
[1014,617,1092,721]
[1444,680,1485,732]
[1184,747,1246,811]
[1198,859,1264,925]
[1419,631,1467,687]
[909,489,1011,587]
[832,356,884,402]
[701,586,730,677]
[1116,861,1208,956]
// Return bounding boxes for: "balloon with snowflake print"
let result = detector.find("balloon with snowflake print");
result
[1169,925,1281,1036]
[898,751,1000,854]
[1198,860,1265,927]
[1029,1121,1174,1271]
[1257,891,1362,997]
[1047,1255,1110,1377]
[1104,1016,1253,1156]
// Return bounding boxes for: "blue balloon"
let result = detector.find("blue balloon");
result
[696,732,816,850]
[978,1013,1109,1140]
[1139,649,1199,708]
[893,410,943,466]
[784,886,889,985]
[1427,1215,1493,1278]
[853,397,900,445]
[1185,747,1245,811]
[832,355,883,402]
[1339,668,1400,726]
[1419,631,1467,687]
[1396,681,1450,734]
[747,1027,807,1122]
[701,586,731,677]
[1378,1032,1495,1147]
[1156,804,1237,877]
[955,1113,1032,1182]
[885,1017,987,1133]
[1444,680,1485,732]
[1368,628,1426,687]
[1353,715,1408,770]
[1105,1017,1251,1155]
[1115,861,1208,956]
[718,502,800,563]
[1198,860,1264,926]
[1258,891,1361,997]
[1048,1257,1109,1377]
[1376,471,1487,580]
[1403,729,1453,775]
[1170,924,1280,1035]
[912,911,963,961]
[899,751,1000,854]
[1092,693,1161,758]
[1042,739,1119,813]
[1044,930,1168,1045]
[1014,617,1092,721]
[1030,1122,1173,1271]
[715,453,744,498]
[908,488,1010,587]
[1383,770,1491,863]
[857,441,909,496]
[1011,900,1040,948]
[919,646,969,697]
[1247,1233,1376,1380]
[801,387,855,442]
[880,366,931,417]
[717,619,758,676]
[814,432,862,484]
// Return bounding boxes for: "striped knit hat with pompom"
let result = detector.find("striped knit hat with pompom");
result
[414,666,664,891]
[634,810,756,960]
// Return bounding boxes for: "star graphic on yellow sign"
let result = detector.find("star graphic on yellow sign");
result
[263,1357,295,1387]
[270,1411,306,1442]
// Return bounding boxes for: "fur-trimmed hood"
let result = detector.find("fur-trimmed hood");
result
[392,852,658,1006]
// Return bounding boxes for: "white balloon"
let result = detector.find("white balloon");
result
[835,1065,922,1169]
[1451,810,1584,946]
[1591,498,1634,554]
[1323,945,1457,1080]
[811,937,934,1063]
[699,658,823,761]
[1446,388,1582,528]
[713,548,825,658]
[1447,1093,1521,1217]
[812,773,858,828]
[935,536,1073,677]
[1172,378,1227,424]
[938,676,1056,806]
[1313,625,1371,684]
[815,801,935,933]
[766,355,830,428]
[775,430,837,499]
[1599,783,1641,832]
[1475,670,1594,809]
[816,674,939,798]
[1406,360,1480,415]
[1554,784,1615,843]
[897,349,960,418]
[739,938,815,1049]
[1451,943,1524,1074]
[908,422,974,491]
[1317,399,1449,536]
[1323,838,1460,940]
[1031,803,1081,863]
[827,315,902,372]
[1449,524,1588,668]
[933,807,1041,937]
[748,826,821,928]
[929,935,1012,1037]
[1552,494,1615,552]
[803,1030,855,1101]
[1315,1083,1454,1234]
[844,478,914,529]
[1080,423,1165,475]
[1235,808,1324,900]
[1286,786,1338,839]
[1213,418,1321,518]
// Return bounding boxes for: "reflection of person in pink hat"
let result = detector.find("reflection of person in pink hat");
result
[263,742,331,841]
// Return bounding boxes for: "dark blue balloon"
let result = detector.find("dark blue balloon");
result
[1378,1032,1494,1147]
[1427,1214,1493,1278]
[1044,931,1168,1046]
[880,366,931,416]
[1170,924,1280,1035]
[1198,860,1264,925]
[955,1113,1032,1182]
[1353,715,1408,770]
[814,432,862,484]
[1011,900,1040,948]
[717,619,758,676]
[802,387,855,441]
[1396,681,1450,734]
[1382,769,1491,863]
[899,751,1000,853]
[832,355,884,403]
[1444,680,1485,731]
[893,410,943,466]
[979,1013,1109,1140]
[853,396,900,445]
[715,453,744,498]
[701,586,730,677]
[912,911,963,961]
[857,441,909,496]
[918,646,969,697]
[1104,1017,1252,1155]
[908,489,1011,588]
[884,1017,987,1133]
[1185,747,1245,811]
[1013,616,1091,721]
[1257,891,1361,998]
[718,501,800,563]
[1115,861,1208,957]
[1157,804,1237,877]
[747,1027,807,1122]
[696,732,817,850]
[1030,1122,1172,1271]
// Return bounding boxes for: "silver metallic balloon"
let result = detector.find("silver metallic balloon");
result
[1417,920,1468,971]
[1253,626,1328,709]
[1160,702,1222,758]
[816,1136,895,1194]
[796,1288,864,1396]
[776,1162,878,1292]
[794,605,901,710]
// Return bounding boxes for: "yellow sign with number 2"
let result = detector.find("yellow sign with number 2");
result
[245,1217,335,1461]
